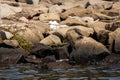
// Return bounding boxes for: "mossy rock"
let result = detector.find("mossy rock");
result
[11,34,34,52]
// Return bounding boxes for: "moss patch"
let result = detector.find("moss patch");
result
[11,34,34,52]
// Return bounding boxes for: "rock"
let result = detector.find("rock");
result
[49,26,94,41]
[109,28,120,54]
[88,21,107,35]
[30,43,53,58]
[100,54,120,65]
[19,17,29,23]
[3,40,19,48]
[91,13,114,20]
[112,2,120,10]
[60,17,87,26]
[60,6,92,19]
[49,21,68,30]
[40,35,62,46]
[42,61,71,69]
[0,30,14,40]
[39,13,60,22]
[88,1,113,11]
[105,21,120,31]
[70,37,110,64]
[96,30,110,46]
[16,27,44,44]
[52,45,69,59]
[25,55,42,64]
[0,48,28,64]
[89,0,105,5]
[30,43,69,60]
[41,55,56,63]
[48,4,63,13]
[66,26,94,39]
[1,4,22,18]
[101,10,119,17]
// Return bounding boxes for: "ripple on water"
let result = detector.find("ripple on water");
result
[0,64,120,80]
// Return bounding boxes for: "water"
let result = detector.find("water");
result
[0,64,120,80]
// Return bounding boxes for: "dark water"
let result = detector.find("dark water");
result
[0,64,120,80]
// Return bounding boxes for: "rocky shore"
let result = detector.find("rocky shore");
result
[0,0,120,69]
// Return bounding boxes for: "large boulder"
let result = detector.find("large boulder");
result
[70,37,110,64]
[108,28,120,54]
[16,26,44,44]
[0,48,28,64]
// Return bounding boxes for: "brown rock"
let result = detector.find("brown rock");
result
[60,17,87,26]
[109,28,120,53]
[39,13,60,22]
[16,27,44,44]
[40,35,62,46]
[70,37,110,64]
[105,21,120,31]
[3,40,19,48]
[60,6,92,19]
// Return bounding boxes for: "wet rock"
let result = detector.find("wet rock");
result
[25,55,42,64]
[30,43,53,58]
[100,54,120,65]
[30,43,69,60]
[52,45,69,59]
[0,48,28,64]
[42,61,71,69]
[109,28,120,54]
[39,13,60,22]
[41,55,56,63]
[70,37,110,65]
[40,35,62,46]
